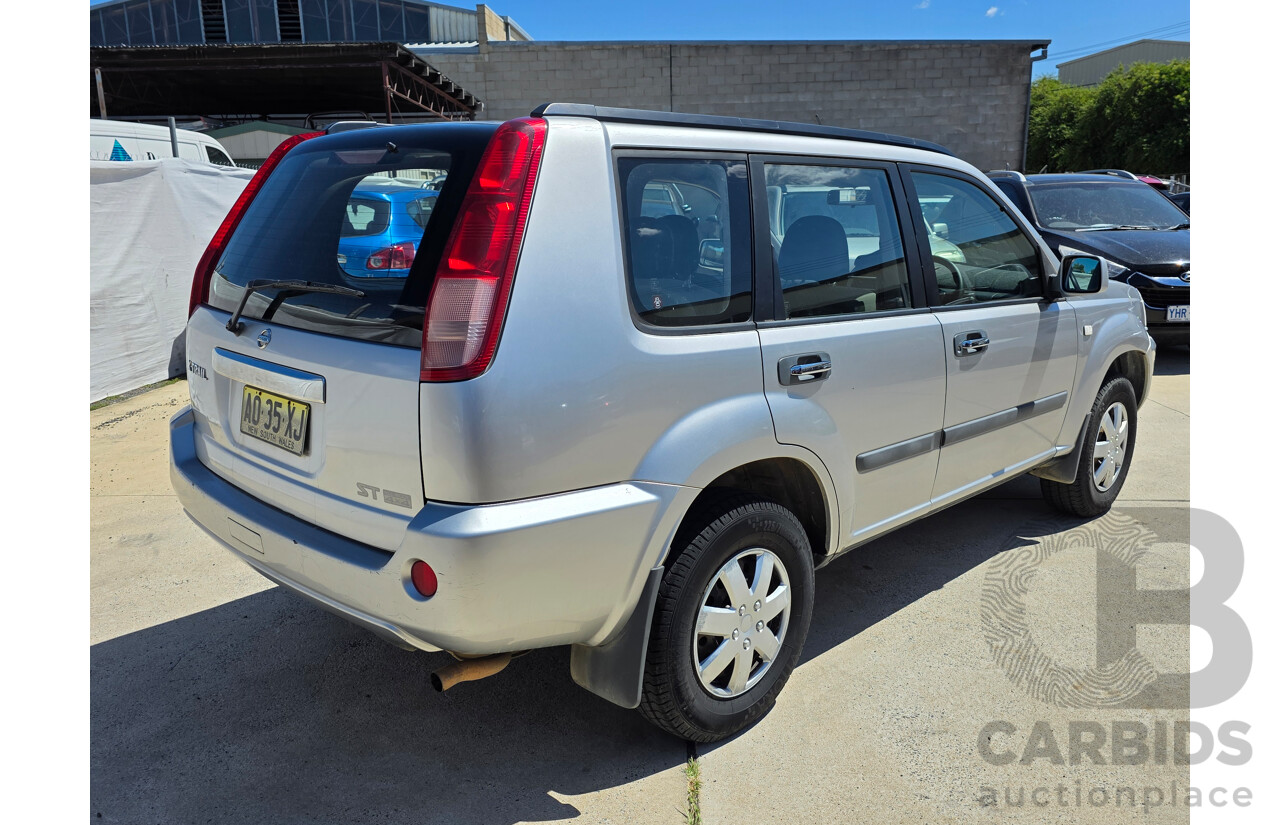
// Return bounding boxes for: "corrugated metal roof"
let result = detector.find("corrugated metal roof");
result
[1058,38,1189,87]
[404,41,479,50]
[90,42,481,118]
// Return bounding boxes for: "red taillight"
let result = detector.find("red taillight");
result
[411,560,438,597]
[188,131,323,317]
[366,241,416,270]
[421,118,547,382]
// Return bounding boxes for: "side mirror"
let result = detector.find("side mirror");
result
[932,222,949,239]
[698,239,725,270]
[1060,255,1106,294]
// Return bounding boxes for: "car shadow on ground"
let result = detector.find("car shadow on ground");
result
[91,498,1061,824]
[1154,345,1189,376]
[90,589,683,825]
[797,493,1063,669]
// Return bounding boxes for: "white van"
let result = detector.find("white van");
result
[90,119,237,166]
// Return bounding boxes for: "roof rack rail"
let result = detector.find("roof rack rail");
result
[1080,169,1139,180]
[986,169,1027,181]
[325,121,389,134]
[530,102,953,157]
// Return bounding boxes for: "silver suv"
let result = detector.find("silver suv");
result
[170,104,1155,742]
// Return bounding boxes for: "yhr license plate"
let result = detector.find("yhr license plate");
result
[1166,305,1190,322]
[240,385,310,455]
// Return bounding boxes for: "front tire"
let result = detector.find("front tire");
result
[1041,376,1138,517]
[639,493,815,742]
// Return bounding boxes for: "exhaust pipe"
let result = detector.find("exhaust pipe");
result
[431,652,513,693]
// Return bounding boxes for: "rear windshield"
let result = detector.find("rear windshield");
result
[207,126,492,347]
[341,197,390,237]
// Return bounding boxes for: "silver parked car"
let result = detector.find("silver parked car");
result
[171,104,1155,742]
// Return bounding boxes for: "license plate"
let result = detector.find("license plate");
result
[240,385,310,455]
[1166,305,1190,322]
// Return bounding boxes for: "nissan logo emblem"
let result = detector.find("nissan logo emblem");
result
[257,329,272,349]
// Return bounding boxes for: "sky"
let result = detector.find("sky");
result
[89,0,1190,79]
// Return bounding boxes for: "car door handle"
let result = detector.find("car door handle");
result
[953,331,990,356]
[778,353,832,385]
[791,360,832,377]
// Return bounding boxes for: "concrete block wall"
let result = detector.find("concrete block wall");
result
[419,40,1044,171]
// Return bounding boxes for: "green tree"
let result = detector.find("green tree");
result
[1079,60,1189,173]
[1027,60,1189,175]
[1027,76,1095,173]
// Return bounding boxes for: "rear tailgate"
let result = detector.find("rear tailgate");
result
[184,122,498,550]
[185,311,424,550]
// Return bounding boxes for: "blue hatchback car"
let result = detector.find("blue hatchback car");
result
[338,180,440,278]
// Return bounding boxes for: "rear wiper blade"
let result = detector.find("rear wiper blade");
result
[1077,224,1162,232]
[226,279,366,334]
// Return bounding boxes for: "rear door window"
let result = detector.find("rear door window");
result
[765,163,912,318]
[206,128,488,347]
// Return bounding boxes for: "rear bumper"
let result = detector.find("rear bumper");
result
[170,406,691,655]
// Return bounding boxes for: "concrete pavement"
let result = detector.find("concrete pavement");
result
[90,348,1190,823]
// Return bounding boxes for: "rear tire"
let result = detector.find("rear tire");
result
[1041,376,1137,517]
[639,492,815,742]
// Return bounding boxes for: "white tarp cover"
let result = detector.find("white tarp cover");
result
[90,159,254,402]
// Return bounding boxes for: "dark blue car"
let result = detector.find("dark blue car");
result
[987,172,1190,346]
[338,180,440,278]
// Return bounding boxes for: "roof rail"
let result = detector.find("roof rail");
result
[1080,169,1139,180]
[986,169,1027,181]
[530,102,953,156]
[324,121,388,134]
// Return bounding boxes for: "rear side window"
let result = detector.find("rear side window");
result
[207,133,473,347]
[406,194,437,228]
[619,157,751,328]
[765,163,912,318]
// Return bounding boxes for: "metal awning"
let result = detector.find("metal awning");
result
[90,42,480,122]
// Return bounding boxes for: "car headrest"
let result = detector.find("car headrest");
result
[631,216,674,283]
[656,215,699,279]
[779,216,848,284]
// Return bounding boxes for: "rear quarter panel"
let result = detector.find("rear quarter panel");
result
[418,117,780,505]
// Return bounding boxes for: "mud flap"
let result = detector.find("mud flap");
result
[569,565,664,709]
[1030,417,1090,485]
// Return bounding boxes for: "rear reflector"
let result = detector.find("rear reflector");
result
[188,131,322,317]
[411,560,438,598]
[421,117,546,382]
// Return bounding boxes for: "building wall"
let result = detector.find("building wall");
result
[205,123,309,163]
[419,40,1044,170]
[1057,39,1190,88]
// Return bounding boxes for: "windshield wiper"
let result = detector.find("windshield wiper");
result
[1077,224,1163,232]
[1167,223,1191,230]
[226,279,366,334]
